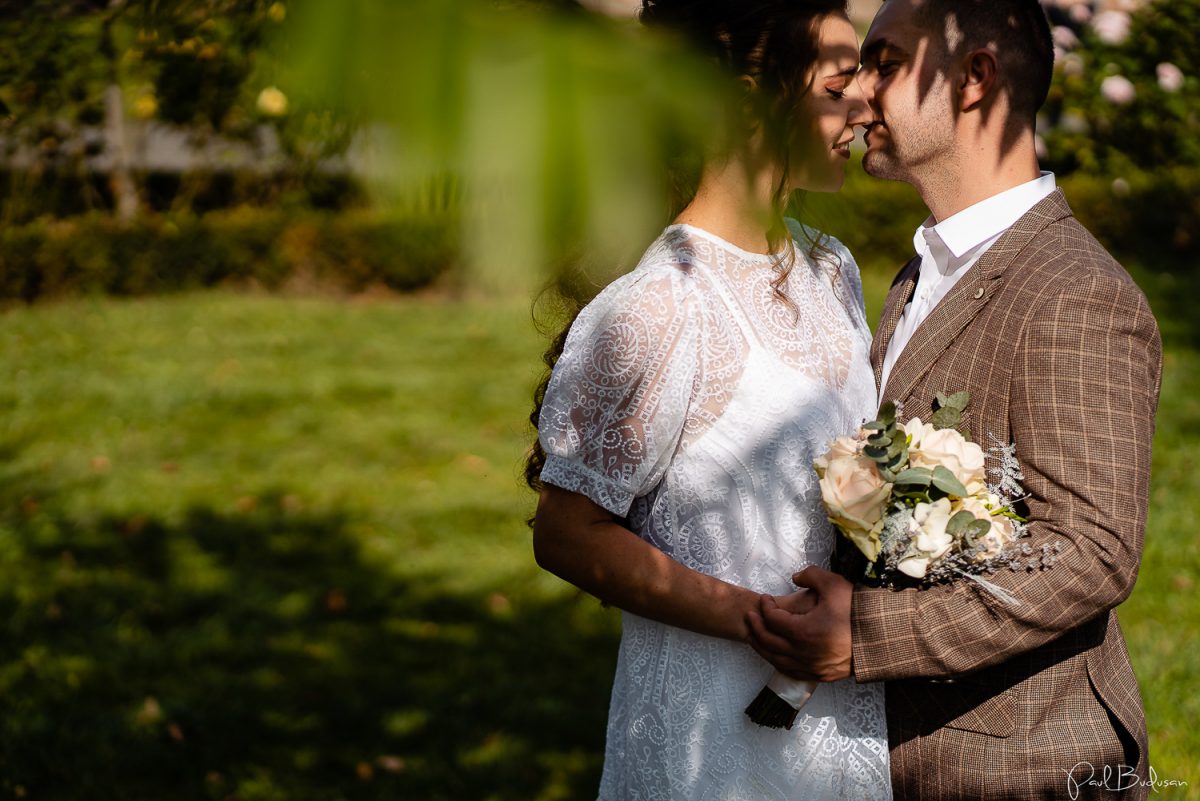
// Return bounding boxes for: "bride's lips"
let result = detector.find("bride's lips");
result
[832,137,854,159]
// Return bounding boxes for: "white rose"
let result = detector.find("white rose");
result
[897,498,954,579]
[958,493,1018,560]
[819,456,891,562]
[907,427,986,490]
[902,417,935,449]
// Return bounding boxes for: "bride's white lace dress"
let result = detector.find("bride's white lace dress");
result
[538,222,891,800]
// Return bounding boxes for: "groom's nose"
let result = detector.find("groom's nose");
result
[847,75,875,129]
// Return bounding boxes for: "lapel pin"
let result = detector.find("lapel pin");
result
[973,287,985,300]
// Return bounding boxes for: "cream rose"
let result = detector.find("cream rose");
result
[819,455,891,562]
[908,427,986,489]
[814,435,862,477]
[897,498,954,579]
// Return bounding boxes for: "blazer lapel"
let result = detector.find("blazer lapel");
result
[879,189,1075,405]
[871,256,921,389]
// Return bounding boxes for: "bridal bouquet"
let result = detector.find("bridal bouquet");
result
[746,392,1055,730]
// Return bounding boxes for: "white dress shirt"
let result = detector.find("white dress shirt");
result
[879,172,1057,398]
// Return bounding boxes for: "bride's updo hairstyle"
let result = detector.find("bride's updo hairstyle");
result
[525,0,848,498]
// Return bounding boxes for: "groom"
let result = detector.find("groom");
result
[749,0,1162,798]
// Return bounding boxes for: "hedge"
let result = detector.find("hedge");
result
[2,165,1195,303]
[808,164,1200,272]
[0,209,459,302]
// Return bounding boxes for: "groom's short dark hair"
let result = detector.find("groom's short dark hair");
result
[909,0,1054,124]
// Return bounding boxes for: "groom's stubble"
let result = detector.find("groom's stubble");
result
[860,41,961,196]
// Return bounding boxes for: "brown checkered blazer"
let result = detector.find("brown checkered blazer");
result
[853,190,1162,800]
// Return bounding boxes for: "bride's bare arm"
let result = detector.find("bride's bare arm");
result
[533,486,761,644]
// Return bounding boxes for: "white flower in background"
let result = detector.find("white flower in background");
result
[1100,75,1136,106]
[1157,63,1185,93]
[1059,110,1090,134]
[1052,25,1080,51]
[1060,53,1085,78]
[1070,4,1092,24]
[256,86,289,117]
[1111,178,1132,197]
[1091,10,1131,46]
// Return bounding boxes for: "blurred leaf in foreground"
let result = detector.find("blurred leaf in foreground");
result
[285,0,729,293]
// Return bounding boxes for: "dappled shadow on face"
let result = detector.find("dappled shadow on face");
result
[860,0,1049,170]
[0,502,618,800]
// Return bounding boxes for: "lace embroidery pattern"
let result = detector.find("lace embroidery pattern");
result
[539,223,890,800]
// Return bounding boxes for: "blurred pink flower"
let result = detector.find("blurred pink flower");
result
[1100,75,1136,106]
[1053,26,1080,51]
[1091,10,1131,46]
[1035,135,1048,160]
[1070,4,1092,24]
[1157,63,1185,93]
[1061,53,1085,78]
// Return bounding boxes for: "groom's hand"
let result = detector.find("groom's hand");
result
[746,566,853,682]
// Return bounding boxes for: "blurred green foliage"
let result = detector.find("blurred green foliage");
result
[285,0,725,290]
[0,210,457,302]
[0,0,355,221]
[1041,0,1200,175]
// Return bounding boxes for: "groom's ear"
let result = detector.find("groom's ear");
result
[959,48,998,112]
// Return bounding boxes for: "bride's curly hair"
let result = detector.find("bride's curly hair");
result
[525,0,849,499]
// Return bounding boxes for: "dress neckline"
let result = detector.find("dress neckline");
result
[665,223,788,263]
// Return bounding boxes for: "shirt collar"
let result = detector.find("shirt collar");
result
[911,172,1058,265]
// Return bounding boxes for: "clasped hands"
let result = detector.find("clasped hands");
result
[746,565,854,683]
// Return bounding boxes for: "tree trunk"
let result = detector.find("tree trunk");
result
[102,0,139,221]
[104,82,139,221]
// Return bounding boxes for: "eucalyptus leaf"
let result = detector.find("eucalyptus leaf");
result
[931,407,961,430]
[931,466,969,497]
[878,402,896,427]
[946,391,971,411]
[864,445,889,461]
[947,510,976,536]
[893,468,933,487]
[967,519,993,539]
[868,433,891,449]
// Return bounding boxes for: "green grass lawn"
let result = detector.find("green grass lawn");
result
[1,274,1197,799]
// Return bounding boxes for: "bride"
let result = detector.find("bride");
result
[527,1,890,797]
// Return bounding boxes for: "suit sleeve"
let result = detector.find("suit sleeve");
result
[850,273,1162,682]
